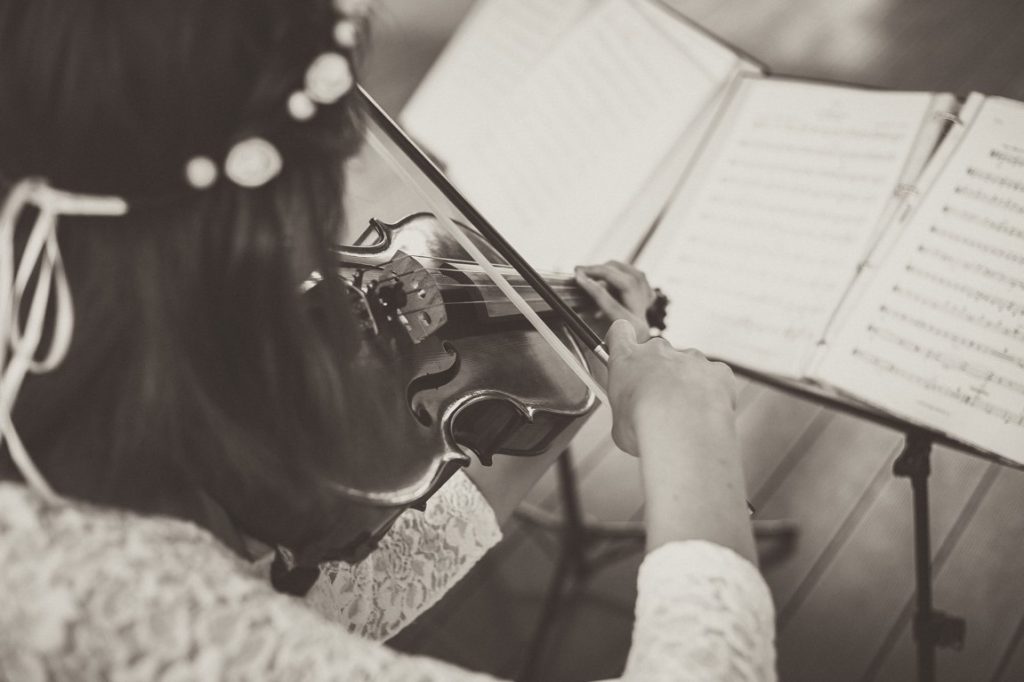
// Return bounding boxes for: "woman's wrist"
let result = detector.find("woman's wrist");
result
[632,401,755,562]
[633,397,735,456]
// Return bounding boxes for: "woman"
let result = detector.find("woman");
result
[0,0,775,679]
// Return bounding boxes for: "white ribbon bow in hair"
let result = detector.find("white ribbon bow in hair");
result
[0,178,128,503]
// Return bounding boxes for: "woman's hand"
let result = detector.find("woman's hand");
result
[575,261,656,341]
[604,319,736,457]
[603,319,754,561]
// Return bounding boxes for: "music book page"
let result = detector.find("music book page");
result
[437,0,743,272]
[805,91,962,372]
[814,96,1024,463]
[583,58,766,266]
[638,77,936,377]
[400,0,590,164]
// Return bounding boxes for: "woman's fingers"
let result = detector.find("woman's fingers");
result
[576,263,634,294]
[604,260,648,286]
[576,270,631,317]
[605,318,638,356]
[577,261,655,315]
[576,264,653,341]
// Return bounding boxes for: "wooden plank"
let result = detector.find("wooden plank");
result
[757,415,903,613]
[993,613,1024,682]
[737,388,826,499]
[528,553,641,681]
[776,446,991,682]
[868,466,1024,682]
[432,528,559,675]
[523,402,618,512]
[574,441,645,522]
[389,520,554,674]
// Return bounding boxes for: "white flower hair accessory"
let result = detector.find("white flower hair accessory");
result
[305,53,354,105]
[185,136,286,191]
[225,138,284,188]
[184,2,363,190]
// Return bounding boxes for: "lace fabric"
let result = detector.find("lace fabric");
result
[0,479,776,681]
[625,540,777,681]
[301,471,503,640]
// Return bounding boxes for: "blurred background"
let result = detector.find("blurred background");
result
[354,2,1024,680]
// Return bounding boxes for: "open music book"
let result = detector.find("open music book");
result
[400,0,1024,465]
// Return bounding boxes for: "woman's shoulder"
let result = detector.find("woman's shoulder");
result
[0,480,261,614]
[0,481,500,681]
[0,480,226,554]
[0,482,282,679]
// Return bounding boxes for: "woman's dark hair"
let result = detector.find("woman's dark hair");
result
[0,0,414,554]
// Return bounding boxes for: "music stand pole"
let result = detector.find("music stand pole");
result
[893,430,966,682]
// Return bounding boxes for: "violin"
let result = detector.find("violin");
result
[272,213,606,593]
[270,90,665,595]
[327,211,605,463]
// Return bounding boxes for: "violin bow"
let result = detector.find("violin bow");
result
[355,87,610,366]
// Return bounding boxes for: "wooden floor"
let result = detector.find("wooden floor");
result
[359,1,1024,680]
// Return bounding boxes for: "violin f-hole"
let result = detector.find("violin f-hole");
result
[406,340,461,426]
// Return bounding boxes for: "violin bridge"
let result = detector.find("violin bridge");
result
[375,250,447,344]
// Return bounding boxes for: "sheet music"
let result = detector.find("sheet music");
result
[638,78,935,377]
[437,0,742,271]
[805,92,962,373]
[815,96,1024,463]
[401,0,590,163]
[584,58,766,265]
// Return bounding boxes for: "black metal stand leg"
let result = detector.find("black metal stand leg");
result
[519,453,590,682]
[893,430,966,682]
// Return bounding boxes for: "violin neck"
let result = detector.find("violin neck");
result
[447,263,595,318]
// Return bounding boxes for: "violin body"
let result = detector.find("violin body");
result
[291,213,600,570]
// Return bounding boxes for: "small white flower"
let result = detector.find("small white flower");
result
[224,137,282,188]
[184,156,218,189]
[305,52,354,105]
[287,91,316,121]
[333,20,358,49]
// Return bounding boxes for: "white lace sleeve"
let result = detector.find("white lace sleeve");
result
[623,540,777,682]
[303,470,503,640]
[1,484,776,682]
[0,483,505,682]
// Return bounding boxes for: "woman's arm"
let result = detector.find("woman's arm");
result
[604,319,755,562]
[575,265,754,556]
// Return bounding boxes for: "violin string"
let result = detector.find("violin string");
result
[423,279,579,292]
[364,270,581,295]
[421,265,576,281]
[404,255,573,279]
[394,296,592,320]
[374,250,573,280]
[364,277,581,299]
[332,247,578,290]
[370,264,578,288]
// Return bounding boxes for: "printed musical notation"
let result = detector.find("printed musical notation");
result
[818,96,1024,462]
[402,0,589,166]
[642,78,935,377]
[436,0,743,272]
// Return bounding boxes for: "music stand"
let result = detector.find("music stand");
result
[516,361,1023,682]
